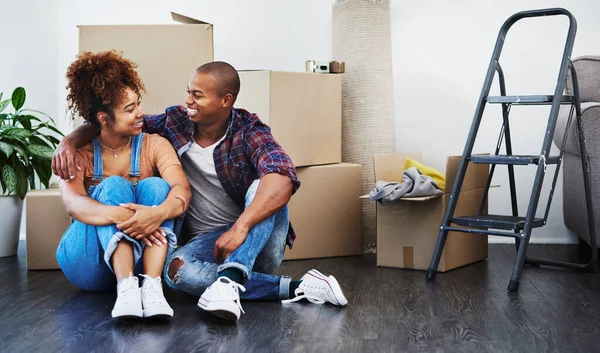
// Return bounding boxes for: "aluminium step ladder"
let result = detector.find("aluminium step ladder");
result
[425,8,598,292]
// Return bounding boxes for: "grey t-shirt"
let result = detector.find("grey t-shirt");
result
[181,134,242,237]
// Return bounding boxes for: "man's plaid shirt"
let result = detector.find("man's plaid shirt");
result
[143,105,300,248]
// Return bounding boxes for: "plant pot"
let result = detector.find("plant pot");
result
[0,195,23,257]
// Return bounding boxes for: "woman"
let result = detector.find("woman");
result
[56,50,191,319]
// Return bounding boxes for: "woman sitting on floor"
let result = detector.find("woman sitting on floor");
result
[55,50,191,319]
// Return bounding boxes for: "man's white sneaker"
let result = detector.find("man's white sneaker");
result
[111,275,143,319]
[198,277,246,322]
[141,274,174,318]
[281,269,348,306]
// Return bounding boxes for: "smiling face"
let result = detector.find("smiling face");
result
[185,71,233,127]
[97,87,144,136]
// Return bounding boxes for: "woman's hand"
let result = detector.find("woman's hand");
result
[116,203,168,244]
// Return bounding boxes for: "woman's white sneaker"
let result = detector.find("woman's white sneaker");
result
[111,275,143,319]
[141,274,174,318]
[281,269,348,306]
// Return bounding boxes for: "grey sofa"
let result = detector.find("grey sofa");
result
[553,56,600,247]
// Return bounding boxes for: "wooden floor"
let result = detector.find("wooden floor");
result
[2,242,600,353]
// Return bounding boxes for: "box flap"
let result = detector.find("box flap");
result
[171,12,212,25]
[373,153,422,183]
[445,154,489,193]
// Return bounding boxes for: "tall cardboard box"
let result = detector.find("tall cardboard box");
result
[374,153,489,272]
[76,12,213,124]
[235,71,342,167]
[26,188,71,270]
[284,163,362,260]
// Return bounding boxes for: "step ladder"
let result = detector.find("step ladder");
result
[425,8,598,292]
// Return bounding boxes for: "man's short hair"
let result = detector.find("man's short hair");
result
[196,61,240,102]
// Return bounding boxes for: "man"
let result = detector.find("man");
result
[53,61,348,322]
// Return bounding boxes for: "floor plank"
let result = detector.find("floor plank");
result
[2,242,600,352]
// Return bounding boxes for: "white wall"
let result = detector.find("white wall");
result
[391,0,600,243]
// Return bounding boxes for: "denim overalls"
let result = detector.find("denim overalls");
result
[56,133,177,292]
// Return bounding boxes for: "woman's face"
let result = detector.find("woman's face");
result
[100,88,144,135]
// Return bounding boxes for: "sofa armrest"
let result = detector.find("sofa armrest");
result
[553,102,600,156]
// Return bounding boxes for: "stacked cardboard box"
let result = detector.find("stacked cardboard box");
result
[236,71,363,260]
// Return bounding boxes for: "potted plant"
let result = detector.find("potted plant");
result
[0,87,63,257]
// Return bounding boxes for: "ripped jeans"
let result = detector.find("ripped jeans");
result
[163,180,292,300]
[56,176,177,292]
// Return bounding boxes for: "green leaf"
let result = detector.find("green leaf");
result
[29,136,51,148]
[15,163,28,199]
[0,92,3,101]
[0,141,13,157]
[27,144,54,159]
[1,165,17,193]
[0,100,9,113]
[12,145,29,166]
[36,122,64,137]
[41,135,61,146]
[11,87,26,111]
[20,109,56,125]
[2,127,32,139]
[14,114,32,130]
[32,158,51,189]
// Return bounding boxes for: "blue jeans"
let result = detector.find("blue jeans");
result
[164,180,292,300]
[56,176,177,292]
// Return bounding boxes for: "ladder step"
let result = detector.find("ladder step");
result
[469,155,559,165]
[452,215,545,231]
[486,95,574,105]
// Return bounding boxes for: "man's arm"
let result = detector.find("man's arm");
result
[52,124,99,180]
[214,122,298,263]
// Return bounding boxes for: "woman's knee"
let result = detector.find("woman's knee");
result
[93,176,135,204]
[135,177,171,205]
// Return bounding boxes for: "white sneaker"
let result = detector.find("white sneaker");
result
[111,275,143,319]
[281,269,348,306]
[198,277,246,322]
[141,274,174,318]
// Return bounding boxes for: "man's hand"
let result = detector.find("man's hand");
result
[214,225,249,264]
[52,139,80,180]
[116,204,168,245]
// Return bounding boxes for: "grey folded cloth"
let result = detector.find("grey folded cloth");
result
[368,167,443,205]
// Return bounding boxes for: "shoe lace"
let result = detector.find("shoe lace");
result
[117,276,140,305]
[216,277,247,314]
[140,274,165,305]
[281,284,328,305]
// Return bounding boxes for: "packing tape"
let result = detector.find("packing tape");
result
[403,246,414,269]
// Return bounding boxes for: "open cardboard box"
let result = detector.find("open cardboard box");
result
[369,153,489,272]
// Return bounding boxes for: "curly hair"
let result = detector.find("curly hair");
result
[66,50,145,126]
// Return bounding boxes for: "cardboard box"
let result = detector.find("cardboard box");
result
[76,12,213,124]
[26,188,71,270]
[235,71,342,167]
[373,153,489,272]
[284,163,362,260]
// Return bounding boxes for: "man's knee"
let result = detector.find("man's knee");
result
[167,256,184,282]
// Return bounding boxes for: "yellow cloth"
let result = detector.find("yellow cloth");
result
[403,157,446,192]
